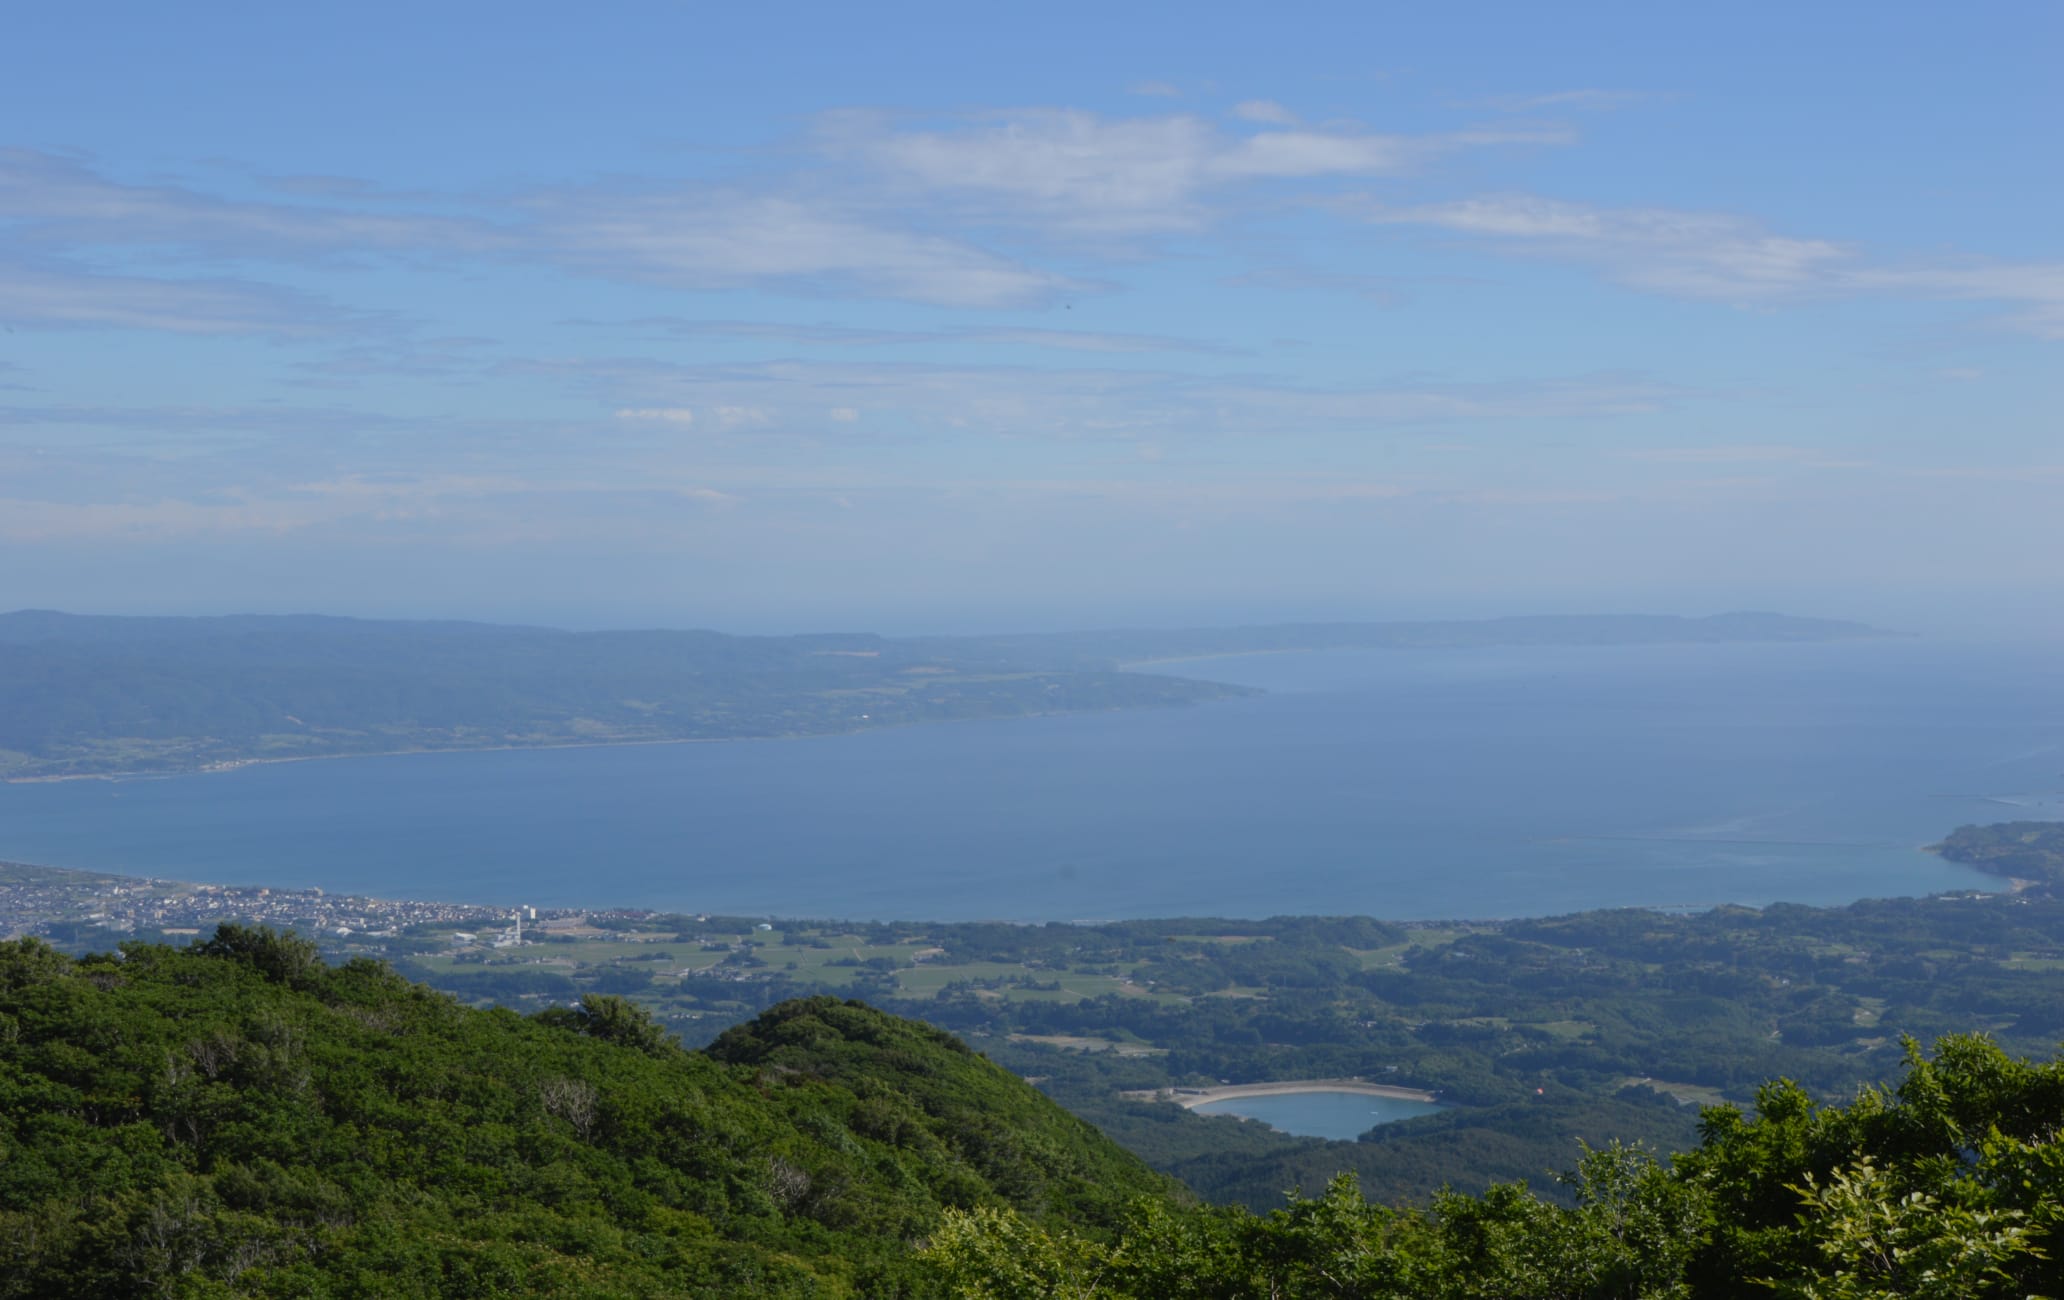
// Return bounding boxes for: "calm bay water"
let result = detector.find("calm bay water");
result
[1192,1091,1447,1141]
[1,639,2060,921]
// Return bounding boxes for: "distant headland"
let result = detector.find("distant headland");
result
[0,609,1891,781]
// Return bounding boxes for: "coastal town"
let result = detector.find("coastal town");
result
[0,858,605,950]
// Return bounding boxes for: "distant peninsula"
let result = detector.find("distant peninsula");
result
[0,609,1889,780]
[1933,821,2064,890]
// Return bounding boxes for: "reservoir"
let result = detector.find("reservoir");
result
[0,639,2056,921]
[1191,1090,1447,1141]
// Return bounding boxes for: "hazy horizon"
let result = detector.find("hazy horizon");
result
[5,596,2060,646]
[5,4,2059,636]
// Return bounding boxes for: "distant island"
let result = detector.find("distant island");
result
[913,610,1893,669]
[0,609,1889,780]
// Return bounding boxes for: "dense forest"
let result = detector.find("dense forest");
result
[845,894,2064,1208]
[0,930,1166,1296]
[3,931,2058,1297]
[355,883,2064,1210]
[0,610,1878,778]
[931,1033,2064,1299]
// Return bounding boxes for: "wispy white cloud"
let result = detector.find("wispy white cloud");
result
[577,316,1240,355]
[1469,89,1653,113]
[1359,193,2064,335]
[0,470,738,542]
[0,148,505,261]
[0,149,1075,313]
[615,407,696,425]
[1231,99,1298,125]
[527,191,1078,308]
[832,108,1569,235]
[0,117,1567,325]
[1223,265,1483,305]
[7,113,2055,362]
[1361,194,1849,300]
[1625,444,1872,468]
[0,257,372,336]
[504,353,1682,441]
[1845,262,2064,339]
[714,405,772,429]
[0,400,411,443]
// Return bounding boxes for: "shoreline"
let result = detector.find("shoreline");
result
[1116,649,1304,670]
[1,733,746,786]
[0,687,1249,786]
[1123,1078,1439,1107]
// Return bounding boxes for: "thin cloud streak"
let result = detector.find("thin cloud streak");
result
[502,353,1685,441]
[575,317,1243,355]
[527,192,1080,308]
[827,107,1570,235]
[1358,193,2064,334]
[0,148,506,261]
[0,257,373,337]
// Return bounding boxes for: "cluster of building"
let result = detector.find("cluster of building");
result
[0,864,521,943]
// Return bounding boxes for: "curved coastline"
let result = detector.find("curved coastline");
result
[1125,1078,1438,1108]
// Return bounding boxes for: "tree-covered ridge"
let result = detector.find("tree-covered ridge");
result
[22,847,2064,1217]
[0,930,1170,1298]
[6,926,2063,1297]
[1936,821,2064,888]
[929,1035,2064,1299]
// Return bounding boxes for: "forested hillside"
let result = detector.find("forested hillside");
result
[0,930,1167,1297]
[4,929,2060,1297]
[930,1035,2064,1298]
[20,851,2064,1217]
[1937,821,2064,888]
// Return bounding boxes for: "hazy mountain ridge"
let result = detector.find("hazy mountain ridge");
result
[0,610,1888,780]
[917,611,1893,669]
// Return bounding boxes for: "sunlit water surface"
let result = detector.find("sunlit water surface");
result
[2,640,2059,921]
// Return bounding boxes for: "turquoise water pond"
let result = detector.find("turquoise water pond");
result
[1191,1090,1448,1141]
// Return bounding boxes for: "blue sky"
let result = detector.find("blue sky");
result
[2,2,2059,632]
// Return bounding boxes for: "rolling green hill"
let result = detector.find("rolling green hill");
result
[0,930,1169,1297]
[4,928,2061,1297]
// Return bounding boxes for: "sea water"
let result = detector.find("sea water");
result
[1,639,2059,921]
